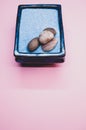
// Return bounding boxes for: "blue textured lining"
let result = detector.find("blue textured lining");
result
[18,8,60,54]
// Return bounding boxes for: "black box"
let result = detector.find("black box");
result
[14,4,66,64]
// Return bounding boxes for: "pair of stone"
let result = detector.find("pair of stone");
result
[27,28,58,52]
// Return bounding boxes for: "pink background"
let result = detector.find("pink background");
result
[0,0,86,130]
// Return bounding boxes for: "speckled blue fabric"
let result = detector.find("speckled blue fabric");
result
[18,8,60,54]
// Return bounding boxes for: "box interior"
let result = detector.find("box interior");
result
[18,8,60,54]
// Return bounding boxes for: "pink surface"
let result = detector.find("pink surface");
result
[0,0,86,130]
